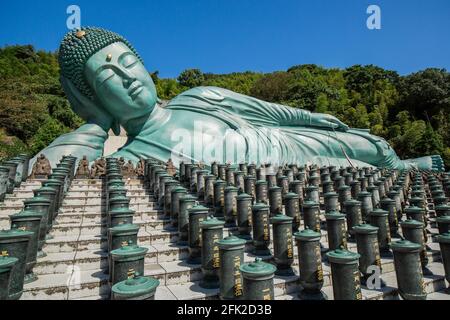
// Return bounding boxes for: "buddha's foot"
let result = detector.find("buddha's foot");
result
[402,155,445,172]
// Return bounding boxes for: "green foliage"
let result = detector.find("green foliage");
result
[316,93,329,113]
[46,96,84,128]
[29,118,71,155]
[0,44,449,170]
[155,78,185,100]
[0,45,59,79]
[390,120,427,158]
[0,45,83,158]
[250,72,293,103]
[0,129,29,162]
[398,68,450,121]
[177,69,205,88]
[202,72,263,95]
[442,147,450,170]
[417,123,444,156]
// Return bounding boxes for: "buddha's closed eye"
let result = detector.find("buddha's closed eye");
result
[121,54,138,68]
[96,54,139,88]
[97,69,115,87]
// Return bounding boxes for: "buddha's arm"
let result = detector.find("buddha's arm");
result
[29,123,108,171]
[168,86,348,130]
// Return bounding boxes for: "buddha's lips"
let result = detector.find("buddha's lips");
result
[128,81,143,99]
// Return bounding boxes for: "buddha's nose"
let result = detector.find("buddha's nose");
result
[122,70,137,88]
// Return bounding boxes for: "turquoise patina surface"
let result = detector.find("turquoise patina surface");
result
[29,27,444,172]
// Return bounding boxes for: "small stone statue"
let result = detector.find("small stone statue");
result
[166,158,177,177]
[118,157,126,174]
[198,161,207,170]
[30,154,52,178]
[90,157,106,178]
[123,160,135,177]
[76,155,91,178]
[135,158,145,176]
[277,166,283,176]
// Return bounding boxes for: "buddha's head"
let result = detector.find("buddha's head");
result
[59,27,157,134]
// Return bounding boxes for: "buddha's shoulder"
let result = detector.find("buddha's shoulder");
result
[173,86,246,102]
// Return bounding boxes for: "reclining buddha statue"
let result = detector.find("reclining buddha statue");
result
[29,27,444,172]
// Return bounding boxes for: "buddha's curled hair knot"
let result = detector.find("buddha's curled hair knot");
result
[58,27,144,100]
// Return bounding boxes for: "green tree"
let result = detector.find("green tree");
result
[150,70,159,84]
[316,93,329,113]
[203,71,262,95]
[177,69,205,88]
[250,72,292,103]
[30,118,70,155]
[156,79,186,100]
[417,123,444,156]
[0,129,29,161]
[391,120,427,158]
[398,68,450,121]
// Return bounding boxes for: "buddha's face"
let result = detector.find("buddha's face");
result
[85,42,157,123]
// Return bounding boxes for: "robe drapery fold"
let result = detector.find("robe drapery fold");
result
[112,87,406,169]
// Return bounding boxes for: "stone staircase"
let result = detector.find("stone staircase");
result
[1,177,449,300]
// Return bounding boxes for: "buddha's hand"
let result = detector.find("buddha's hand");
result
[309,113,349,131]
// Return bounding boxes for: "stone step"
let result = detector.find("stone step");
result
[13,181,146,193]
[22,268,177,300]
[69,285,178,300]
[43,229,163,253]
[4,192,35,200]
[71,178,144,184]
[22,268,110,300]
[0,211,160,229]
[427,289,450,300]
[18,178,143,186]
[36,244,192,274]
[1,196,157,212]
[67,184,145,191]
[46,218,176,237]
[33,246,162,275]
[165,272,302,300]
[35,230,443,277]
[22,259,447,300]
[46,220,178,240]
[5,189,150,200]
[23,258,301,300]
[46,211,440,241]
[277,262,448,301]
[55,202,158,214]
[52,210,165,224]
[61,195,156,206]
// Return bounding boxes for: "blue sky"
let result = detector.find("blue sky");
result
[0,0,449,78]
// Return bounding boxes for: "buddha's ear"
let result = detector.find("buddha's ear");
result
[61,76,97,118]
[60,76,114,132]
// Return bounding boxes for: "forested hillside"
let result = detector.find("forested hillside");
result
[1,45,449,169]
[0,45,83,159]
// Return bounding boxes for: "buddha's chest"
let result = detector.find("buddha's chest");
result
[157,109,242,142]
